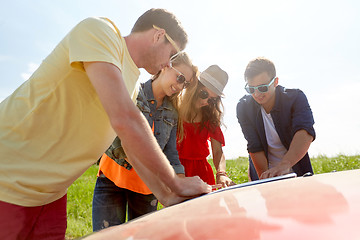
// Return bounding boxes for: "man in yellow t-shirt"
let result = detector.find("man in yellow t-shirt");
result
[0,8,211,239]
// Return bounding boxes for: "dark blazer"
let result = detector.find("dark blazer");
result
[236,85,315,180]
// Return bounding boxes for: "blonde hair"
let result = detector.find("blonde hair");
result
[152,52,198,142]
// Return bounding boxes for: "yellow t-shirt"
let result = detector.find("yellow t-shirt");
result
[0,17,140,206]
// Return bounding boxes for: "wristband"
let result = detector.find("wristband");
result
[216,171,228,177]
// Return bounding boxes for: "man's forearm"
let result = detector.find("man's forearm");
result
[260,130,313,179]
[116,105,210,205]
[84,62,178,192]
[280,129,313,168]
[249,151,268,177]
[118,109,179,192]
[85,62,210,202]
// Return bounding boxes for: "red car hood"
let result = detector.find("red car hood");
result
[84,169,360,240]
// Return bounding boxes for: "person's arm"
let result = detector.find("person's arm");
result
[260,129,314,179]
[210,138,235,188]
[260,90,315,179]
[84,62,211,205]
[236,98,267,180]
[249,151,268,178]
[163,124,185,175]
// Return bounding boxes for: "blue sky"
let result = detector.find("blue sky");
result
[1,0,360,159]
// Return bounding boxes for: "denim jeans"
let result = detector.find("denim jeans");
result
[249,157,259,181]
[92,176,158,232]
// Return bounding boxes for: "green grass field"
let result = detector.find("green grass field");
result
[65,155,360,239]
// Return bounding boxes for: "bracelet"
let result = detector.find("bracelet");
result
[216,171,228,177]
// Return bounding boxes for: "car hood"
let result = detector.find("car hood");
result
[83,169,360,240]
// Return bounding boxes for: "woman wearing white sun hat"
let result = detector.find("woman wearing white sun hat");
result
[177,65,235,188]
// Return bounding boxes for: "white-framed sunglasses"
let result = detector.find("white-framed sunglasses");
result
[245,77,276,94]
[170,63,191,89]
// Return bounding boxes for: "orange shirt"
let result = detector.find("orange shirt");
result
[98,122,155,195]
[98,154,152,195]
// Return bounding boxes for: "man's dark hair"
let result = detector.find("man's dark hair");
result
[244,57,276,81]
[131,8,188,50]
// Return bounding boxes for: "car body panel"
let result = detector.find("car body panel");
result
[83,169,360,240]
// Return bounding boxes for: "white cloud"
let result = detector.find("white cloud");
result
[21,62,39,81]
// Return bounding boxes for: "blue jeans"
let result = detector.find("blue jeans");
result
[92,175,158,232]
[249,157,259,181]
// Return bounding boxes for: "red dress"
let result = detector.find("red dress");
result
[177,121,225,185]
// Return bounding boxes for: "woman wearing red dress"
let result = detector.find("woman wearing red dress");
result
[177,65,235,188]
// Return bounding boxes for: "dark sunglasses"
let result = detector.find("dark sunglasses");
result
[171,66,191,89]
[198,89,219,105]
[245,77,276,94]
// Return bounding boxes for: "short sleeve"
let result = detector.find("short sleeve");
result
[210,126,225,146]
[68,17,124,72]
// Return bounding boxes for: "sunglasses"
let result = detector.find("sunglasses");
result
[171,65,191,89]
[245,77,276,94]
[198,89,219,105]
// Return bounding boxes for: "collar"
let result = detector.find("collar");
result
[249,85,284,113]
[143,79,155,100]
[141,79,175,111]
[271,85,284,112]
